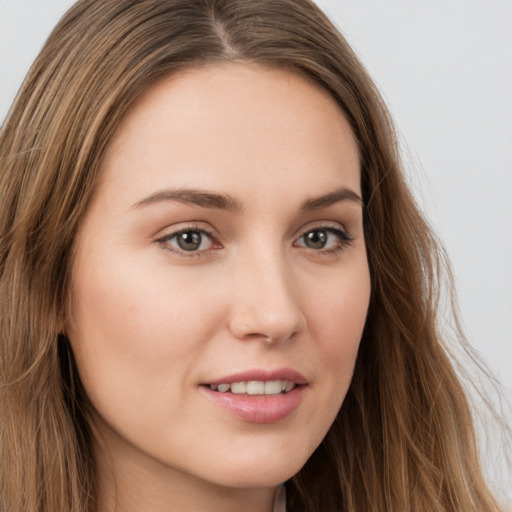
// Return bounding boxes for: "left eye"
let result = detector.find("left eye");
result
[295,227,348,250]
[163,229,214,252]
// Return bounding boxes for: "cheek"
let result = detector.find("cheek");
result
[70,246,220,344]
[298,260,370,442]
[307,260,370,362]
[66,250,223,413]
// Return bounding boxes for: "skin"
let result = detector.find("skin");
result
[67,63,371,512]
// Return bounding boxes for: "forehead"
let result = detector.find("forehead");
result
[97,63,361,207]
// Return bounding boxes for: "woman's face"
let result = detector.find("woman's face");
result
[68,64,370,491]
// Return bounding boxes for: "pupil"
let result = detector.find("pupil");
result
[305,230,327,249]
[177,231,201,251]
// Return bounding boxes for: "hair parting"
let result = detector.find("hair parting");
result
[0,1,506,511]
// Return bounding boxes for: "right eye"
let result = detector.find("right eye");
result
[158,228,217,255]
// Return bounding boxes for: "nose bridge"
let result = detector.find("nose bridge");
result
[228,240,305,343]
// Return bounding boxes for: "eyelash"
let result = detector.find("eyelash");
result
[156,224,218,258]
[156,223,353,258]
[295,225,354,255]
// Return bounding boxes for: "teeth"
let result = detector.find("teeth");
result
[264,380,283,394]
[231,382,247,394]
[246,381,264,395]
[209,380,297,395]
[284,381,295,392]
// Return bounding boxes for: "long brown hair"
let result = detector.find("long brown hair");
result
[0,1,501,510]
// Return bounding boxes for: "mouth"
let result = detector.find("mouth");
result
[207,380,298,395]
[201,369,308,423]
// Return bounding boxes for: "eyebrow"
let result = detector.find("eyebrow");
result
[300,186,363,210]
[132,186,362,213]
[132,188,244,213]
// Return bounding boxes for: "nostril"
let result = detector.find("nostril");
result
[227,266,306,343]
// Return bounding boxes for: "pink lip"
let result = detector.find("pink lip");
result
[205,368,308,386]
[201,385,306,424]
[200,368,308,424]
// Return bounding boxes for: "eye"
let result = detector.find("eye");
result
[158,228,217,254]
[294,226,352,252]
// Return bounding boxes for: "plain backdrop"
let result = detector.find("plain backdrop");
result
[1,0,511,504]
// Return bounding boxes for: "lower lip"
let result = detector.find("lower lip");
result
[201,385,307,424]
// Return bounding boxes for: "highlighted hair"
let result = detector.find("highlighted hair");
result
[0,1,502,510]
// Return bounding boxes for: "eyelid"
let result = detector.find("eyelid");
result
[293,220,350,239]
[154,220,354,259]
[155,223,222,258]
[292,222,354,252]
[155,221,219,241]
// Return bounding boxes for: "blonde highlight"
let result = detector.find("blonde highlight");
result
[0,1,502,511]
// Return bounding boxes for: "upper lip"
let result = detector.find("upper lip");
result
[204,368,308,386]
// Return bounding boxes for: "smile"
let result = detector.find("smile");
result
[208,380,296,395]
[201,369,308,423]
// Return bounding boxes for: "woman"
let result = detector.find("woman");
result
[0,1,502,511]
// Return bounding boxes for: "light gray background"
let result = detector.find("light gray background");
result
[1,0,511,504]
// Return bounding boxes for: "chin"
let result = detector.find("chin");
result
[213,470,298,489]
[201,452,307,489]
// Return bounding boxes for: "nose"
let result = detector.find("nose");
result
[227,250,306,344]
